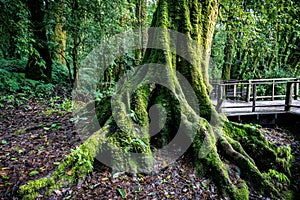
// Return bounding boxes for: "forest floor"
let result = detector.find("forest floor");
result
[0,88,299,200]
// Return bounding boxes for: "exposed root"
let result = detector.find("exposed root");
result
[224,135,255,165]
[18,127,107,199]
[218,134,280,198]
[192,119,250,199]
[224,122,293,175]
[18,112,156,199]
[18,112,292,200]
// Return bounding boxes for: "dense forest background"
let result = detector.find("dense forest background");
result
[0,0,299,92]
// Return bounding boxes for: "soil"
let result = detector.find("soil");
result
[0,89,299,199]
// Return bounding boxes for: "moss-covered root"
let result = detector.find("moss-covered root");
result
[202,149,251,200]
[192,122,250,199]
[18,120,154,199]
[224,122,292,175]
[218,135,281,198]
[18,128,108,199]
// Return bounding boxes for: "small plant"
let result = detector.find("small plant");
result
[1,175,9,180]
[29,170,40,176]
[15,129,26,135]
[263,169,290,191]
[267,169,290,185]
[59,98,74,112]
[38,109,64,116]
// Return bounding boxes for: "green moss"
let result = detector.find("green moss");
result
[222,122,293,198]
[19,177,54,199]
[133,85,151,133]
[233,181,249,200]
[19,129,108,199]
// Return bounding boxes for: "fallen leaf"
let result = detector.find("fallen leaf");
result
[66,171,72,176]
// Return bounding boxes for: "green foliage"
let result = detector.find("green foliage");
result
[14,129,26,135]
[266,169,290,185]
[0,58,73,113]
[0,67,54,96]
[70,147,94,170]
[51,62,70,84]
[212,0,300,80]
[0,59,27,72]
[0,0,32,59]
[58,99,74,112]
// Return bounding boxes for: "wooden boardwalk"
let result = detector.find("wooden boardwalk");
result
[212,99,300,116]
[210,78,300,116]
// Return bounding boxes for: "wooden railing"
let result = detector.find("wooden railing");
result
[211,78,300,112]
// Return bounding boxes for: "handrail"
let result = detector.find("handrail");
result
[210,77,298,84]
[212,78,300,113]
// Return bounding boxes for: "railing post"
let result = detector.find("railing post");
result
[294,81,299,100]
[272,80,275,101]
[216,84,223,112]
[233,83,237,99]
[246,80,251,102]
[252,84,257,112]
[240,83,243,100]
[285,82,293,111]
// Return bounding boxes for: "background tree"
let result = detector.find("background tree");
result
[213,0,300,80]
[25,0,53,81]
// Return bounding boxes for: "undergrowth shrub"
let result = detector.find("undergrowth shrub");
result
[0,59,27,73]
[52,61,70,84]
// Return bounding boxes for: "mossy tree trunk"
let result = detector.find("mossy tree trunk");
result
[134,0,147,61]
[53,0,67,66]
[222,21,234,81]
[19,0,292,199]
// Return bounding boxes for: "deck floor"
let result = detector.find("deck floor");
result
[211,99,300,116]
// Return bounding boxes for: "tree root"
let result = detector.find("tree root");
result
[18,111,292,200]
[218,134,280,198]
[18,116,155,199]
[18,126,107,199]
[191,118,292,199]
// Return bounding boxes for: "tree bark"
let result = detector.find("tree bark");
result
[53,0,67,65]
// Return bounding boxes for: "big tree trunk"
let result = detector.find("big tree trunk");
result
[19,0,292,199]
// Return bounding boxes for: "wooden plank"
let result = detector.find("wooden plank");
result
[222,104,284,109]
